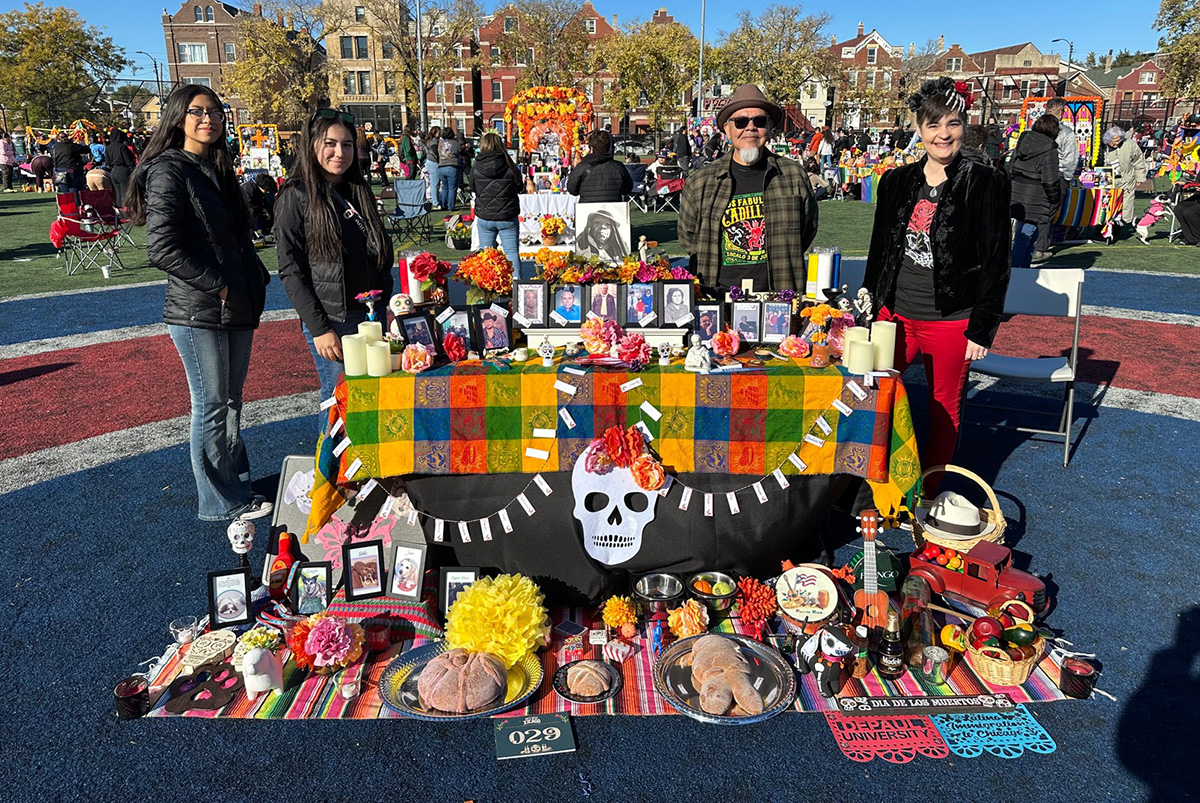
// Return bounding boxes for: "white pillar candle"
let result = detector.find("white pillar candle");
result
[870,321,897,371]
[843,326,870,345]
[341,333,368,377]
[845,339,874,375]
[403,256,426,304]
[815,250,835,295]
[357,320,383,343]
[365,341,392,377]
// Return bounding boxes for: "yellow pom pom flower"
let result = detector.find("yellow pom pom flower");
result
[445,574,550,668]
[667,599,710,638]
[601,595,637,629]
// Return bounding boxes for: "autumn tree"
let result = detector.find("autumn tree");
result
[1157,0,1200,97]
[494,0,602,91]
[603,20,698,144]
[0,3,130,125]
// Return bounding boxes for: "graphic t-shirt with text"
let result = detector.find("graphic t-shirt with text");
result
[718,158,769,291]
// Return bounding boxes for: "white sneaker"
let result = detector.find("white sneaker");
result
[236,495,274,520]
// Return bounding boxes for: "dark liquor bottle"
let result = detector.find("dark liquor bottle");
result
[877,609,905,678]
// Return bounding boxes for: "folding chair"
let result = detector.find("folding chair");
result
[625,163,649,213]
[654,167,686,213]
[386,178,434,247]
[79,188,138,249]
[49,191,124,277]
[966,268,1085,466]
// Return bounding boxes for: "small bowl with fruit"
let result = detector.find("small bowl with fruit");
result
[686,571,738,613]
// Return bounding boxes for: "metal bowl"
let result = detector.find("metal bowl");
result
[633,573,684,615]
[687,571,738,613]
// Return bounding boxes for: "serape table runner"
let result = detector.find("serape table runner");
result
[1056,186,1124,228]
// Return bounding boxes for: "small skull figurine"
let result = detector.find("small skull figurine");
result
[537,336,555,360]
[390,293,414,316]
[227,519,255,555]
[657,341,672,365]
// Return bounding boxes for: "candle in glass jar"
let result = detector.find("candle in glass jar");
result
[365,341,392,377]
[341,333,368,376]
[805,250,821,299]
[402,254,426,304]
[357,320,383,343]
[815,250,835,296]
[845,339,874,374]
[870,321,897,371]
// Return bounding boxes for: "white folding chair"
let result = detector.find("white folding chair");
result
[967,268,1085,466]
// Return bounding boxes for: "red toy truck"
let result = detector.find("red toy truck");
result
[908,541,1048,614]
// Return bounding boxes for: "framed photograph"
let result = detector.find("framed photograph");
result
[440,567,480,614]
[661,281,695,328]
[695,303,723,345]
[474,304,512,352]
[732,301,763,344]
[513,281,548,328]
[398,312,438,352]
[550,284,583,327]
[762,301,793,343]
[574,202,631,263]
[387,541,428,601]
[437,307,475,354]
[207,568,253,629]
[290,561,333,615]
[584,282,620,324]
[622,282,658,327]
[342,539,386,601]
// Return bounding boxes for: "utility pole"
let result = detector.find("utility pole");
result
[697,0,705,119]
[136,51,164,102]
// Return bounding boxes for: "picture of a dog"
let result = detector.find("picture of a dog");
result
[393,557,419,594]
[351,559,380,590]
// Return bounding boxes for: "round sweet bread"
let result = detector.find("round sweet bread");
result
[566,660,611,697]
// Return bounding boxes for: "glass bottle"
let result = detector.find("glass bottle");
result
[877,609,905,678]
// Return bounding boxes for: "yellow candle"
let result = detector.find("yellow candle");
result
[870,321,897,371]
[845,339,874,374]
[843,326,869,345]
[365,341,392,377]
[806,251,820,299]
[357,320,383,343]
[341,333,368,377]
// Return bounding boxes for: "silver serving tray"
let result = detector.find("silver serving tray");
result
[653,633,796,725]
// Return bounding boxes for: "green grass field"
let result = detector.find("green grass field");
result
[0,179,1192,300]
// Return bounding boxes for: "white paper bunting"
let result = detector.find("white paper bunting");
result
[726,491,740,515]
[704,493,714,517]
[752,482,768,504]
[832,398,853,416]
[679,486,693,511]
[619,378,644,393]
[320,396,338,411]
[847,380,868,401]
[788,453,808,471]
[517,493,535,516]
[480,518,493,541]
[559,407,577,428]
[498,509,513,533]
[640,400,662,421]
[524,447,550,460]
[345,458,363,478]
[332,437,351,457]
[553,380,577,396]
[533,474,552,496]
[433,518,445,542]
[773,468,790,489]
[458,521,471,543]
[815,416,833,436]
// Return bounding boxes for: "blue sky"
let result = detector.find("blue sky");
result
[1,0,1165,83]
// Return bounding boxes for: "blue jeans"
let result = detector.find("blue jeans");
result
[438,166,458,211]
[167,325,255,521]
[476,216,522,268]
[301,312,368,425]
[1011,220,1038,268]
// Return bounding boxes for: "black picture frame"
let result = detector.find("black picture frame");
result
[660,280,696,328]
[440,566,481,614]
[473,303,512,352]
[732,301,763,345]
[397,311,439,354]
[583,282,620,325]
[622,282,658,327]
[387,541,428,601]
[761,300,793,344]
[437,306,475,354]
[290,561,333,615]
[207,567,253,629]
[549,284,583,328]
[513,281,548,328]
[342,539,386,601]
[694,303,723,345]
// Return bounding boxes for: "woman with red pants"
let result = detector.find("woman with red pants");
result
[863,77,1011,492]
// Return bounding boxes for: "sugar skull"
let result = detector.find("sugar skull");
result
[390,293,414,316]
[571,443,658,566]
[226,519,255,555]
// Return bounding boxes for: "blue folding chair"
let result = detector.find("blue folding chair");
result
[386,178,434,247]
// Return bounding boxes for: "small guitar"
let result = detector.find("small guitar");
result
[853,510,890,646]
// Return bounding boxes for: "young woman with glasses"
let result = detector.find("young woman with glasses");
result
[125,84,273,523]
[275,108,394,411]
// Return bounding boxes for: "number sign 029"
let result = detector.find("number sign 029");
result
[494,714,577,760]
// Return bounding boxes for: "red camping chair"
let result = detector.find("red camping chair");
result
[49,191,124,277]
[80,188,139,248]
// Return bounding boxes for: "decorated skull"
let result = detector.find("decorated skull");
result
[390,293,414,316]
[227,519,255,555]
[571,443,658,565]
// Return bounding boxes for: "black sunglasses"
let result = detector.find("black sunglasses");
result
[313,108,355,126]
[730,115,770,130]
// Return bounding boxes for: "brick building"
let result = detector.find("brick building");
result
[826,23,904,129]
[968,43,1061,125]
[161,1,252,124]
[1110,57,1171,126]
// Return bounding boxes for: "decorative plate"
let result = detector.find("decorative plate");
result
[653,633,796,725]
[552,660,624,705]
[377,641,543,721]
[776,564,838,622]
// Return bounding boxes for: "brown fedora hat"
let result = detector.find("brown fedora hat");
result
[716,84,784,130]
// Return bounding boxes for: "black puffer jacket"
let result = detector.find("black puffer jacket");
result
[863,153,1012,348]
[142,149,268,330]
[1008,130,1062,224]
[471,150,522,221]
[566,152,633,202]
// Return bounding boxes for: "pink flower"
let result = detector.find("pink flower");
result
[617,332,651,368]
[779,335,810,359]
[635,263,659,282]
[711,330,741,358]
[600,320,623,345]
[669,266,694,281]
[402,343,434,373]
[305,617,353,667]
[584,443,614,474]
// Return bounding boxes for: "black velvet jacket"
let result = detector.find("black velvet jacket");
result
[863,152,1012,348]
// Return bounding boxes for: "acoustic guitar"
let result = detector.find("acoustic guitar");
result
[853,509,890,646]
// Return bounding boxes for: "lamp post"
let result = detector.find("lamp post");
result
[412,0,428,131]
[1051,38,1074,96]
[697,0,705,119]
[136,51,163,102]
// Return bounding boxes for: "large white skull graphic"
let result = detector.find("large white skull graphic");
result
[572,445,658,565]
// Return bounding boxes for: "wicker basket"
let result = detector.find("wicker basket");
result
[912,464,1007,551]
[967,636,1045,686]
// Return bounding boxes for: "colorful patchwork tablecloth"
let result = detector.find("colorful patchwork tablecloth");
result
[1056,186,1124,228]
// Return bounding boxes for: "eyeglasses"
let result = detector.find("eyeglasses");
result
[185,108,226,121]
[314,108,356,126]
[730,115,769,130]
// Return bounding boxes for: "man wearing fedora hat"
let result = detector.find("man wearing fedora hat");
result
[678,84,818,293]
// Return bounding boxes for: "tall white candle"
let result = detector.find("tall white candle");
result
[870,321,897,371]
[403,256,426,304]
[843,326,869,345]
[845,339,874,374]
[365,341,392,377]
[815,250,835,295]
[357,320,383,343]
[341,333,368,377]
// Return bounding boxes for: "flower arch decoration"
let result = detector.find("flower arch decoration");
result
[504,86,594,161]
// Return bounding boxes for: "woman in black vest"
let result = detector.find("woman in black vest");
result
[470,131,523,271]
[126,84,272,522]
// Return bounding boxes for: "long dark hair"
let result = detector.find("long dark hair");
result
[125,84,244,226]
[283,112,389,272]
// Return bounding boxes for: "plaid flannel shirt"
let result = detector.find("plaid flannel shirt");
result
[678,152,819,291]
